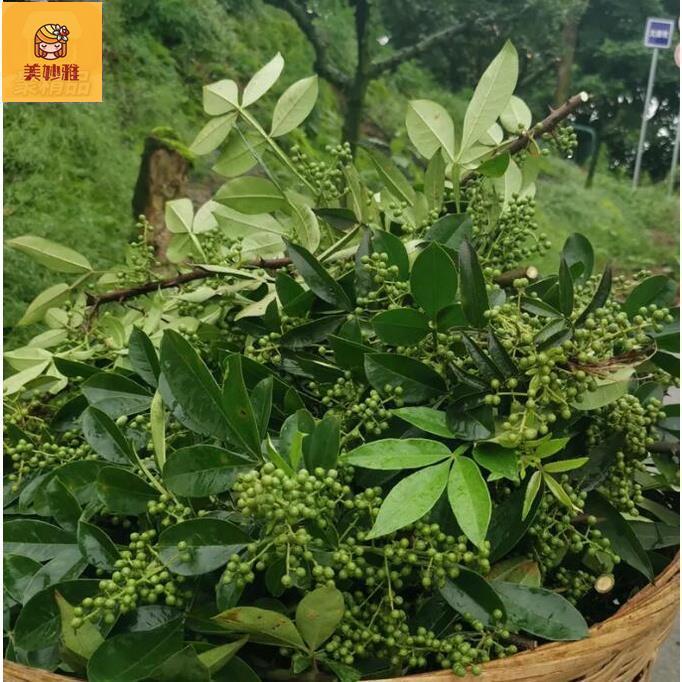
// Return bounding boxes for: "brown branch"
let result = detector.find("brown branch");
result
[461,91,590,184]
[369,22,467,77]
[263,0,352,91]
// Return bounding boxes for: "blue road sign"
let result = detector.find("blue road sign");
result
[644,17,675,49]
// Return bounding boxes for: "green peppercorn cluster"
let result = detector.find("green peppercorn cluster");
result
[290,143,353,202]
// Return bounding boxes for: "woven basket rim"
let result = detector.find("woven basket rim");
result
[4,552,679,682]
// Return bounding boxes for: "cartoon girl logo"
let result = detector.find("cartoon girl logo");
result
[34,24,70,61]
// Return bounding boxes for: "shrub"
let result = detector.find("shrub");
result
[4,43,679,681]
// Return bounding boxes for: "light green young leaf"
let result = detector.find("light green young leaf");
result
[478,122,503,146]
[270,75,319,137]
[216,176,286,214]
[165,199,194,234]
[286,195,321,253]
[500,95,532,132]
[56,592,104,661]
[213,607,305,650]
[492,158,522,207]
[17,283,71,327]
[3,360,53,396]
[448,456,491,548]
[424,151,445,212]
[522,470,542,520]
[460,40,518,153]
[190,112,237,156]
[543,472,576,510]
[392,407,456,438]
[197,638,248,674]
[341,438,451,470]
[295,585,344,651]
[203,79,239,115]
[366,149,415,206]
[8,236,92,274]
[405,100,455,161]
[573,367,634,411]
[242,53,284,107]
[543,457,588,474]
[150,392,166,470]
[367,460,451,538]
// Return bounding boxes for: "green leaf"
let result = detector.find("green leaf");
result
[270,75,319,137]
[440,567,506,626]
[410,242,458,319]
[364,353,446,403]
[8,236,92,273]
[405,99,455,161]
[150,392,166,470]
[473,443,518,480]
[163,445,251,497]
[304,414,340,470]
[251,377,274,438]
[22,548,87,605]
[96,467,158,515]
[460,40,518,152]
[487,330,516,378]
[585,492,653,580]
[57,591,105,661]
[216,658,260,682]
[488,480,542,561]
[372,308,429,345]
[424,151,445,211]
[562,233,594,285]
[216,176,286,214]
[203,79,239,115]
[4,555,42,603]
[77,520,120,571]
[458,240,489,327]
[494,582,588,640]
[190,112,237,155]
[522,470,542,520]
[367,460,450,538]
[17,282,71,326]
[129,328,160,388]
[81,406,136,465]
[446,403,494,441]
[4,519,76,561]
[366,149,415,206]
[448,456,491,548]
[213,130,265,177]
[341,438,451,470]
[295,585,345,651]
[87,618,184,682]
[285,241,352,310]
[487,557,541,586]
[81,373,152,418]
[624,275,677,318]
[543,472,575,510]
[371,229,410,280]
[573,367,634,410]
[461,333,501,381]
[543,457,588,473]
[499,95,531,132]
[46,477,82,532]
[276,272,314,317]
[286,196,321,253]
[478,153,510,178]
[242,52,284,107]
[558,257,574,316]
[197,638,248,674]
[159,330,231,440]
[213,607,306,650]
[630,520,680,550]
[158,519,249,576]
[391,407,456,438]
[576,265,612,325]
[223,354,262,457]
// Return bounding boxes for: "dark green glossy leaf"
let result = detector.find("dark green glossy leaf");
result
[51,394,89,432]
[4,519,76,561]
[630,520,680,550]
[534,318,573,349]
[129,327,160,388]
[251,377,273,438]
[458,240,488,327]
[558,257,574,317]
[562,233,594,285]
[164,445,251,497]
[410,242,458,318]
[576,265,612,325]
[585,492,653,580]
[364,353,446,403]
[448,456,491,548]
[652,351,680,378]
[478,153,510,177]
[222,354,261,457]
[446,403,494,441]
[487,330,516,378]
[81,406,136,465]
[461,333,501,381]
[4,555,42,603]
[372,308,429,345]
[96,466,158,515]
[77,520,120,571]
[371,229,409,280]
[285,241,352,310]
[46,477,82,532]
[341,438,451,470]
[487,557,541,586]
[473,443,518,480]
[304,414,340,470]
[87,618,184,682]
[440,567,506,626]
[53,358,100,379]
[367,460,450,538]
[521,296,562,319]
[158,519,249,576]
[623,275,677,318]
[23,548,88,605]
[313,207,358,232]
[82,372,152,418]
[280,315,344,349]
[425,214,472,252]
[214,657,260,682]
[159,330,231,440]
[275,272,314,317]
[493,582,588,640]
[392,407,456,438]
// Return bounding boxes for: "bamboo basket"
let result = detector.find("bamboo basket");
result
[4,554,679,682]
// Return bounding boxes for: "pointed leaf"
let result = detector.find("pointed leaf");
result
[341,438,451,470]
[448,456,491,548]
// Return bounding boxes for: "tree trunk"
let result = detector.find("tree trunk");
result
[342,0,372,153]
[132,129,192,263]
[553,2,587,106]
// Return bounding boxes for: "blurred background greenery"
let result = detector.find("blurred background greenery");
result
[4,0,679,335]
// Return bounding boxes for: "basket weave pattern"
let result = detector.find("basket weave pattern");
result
[4,554,679,682]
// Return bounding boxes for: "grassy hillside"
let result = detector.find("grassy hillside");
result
[4,0,678,344]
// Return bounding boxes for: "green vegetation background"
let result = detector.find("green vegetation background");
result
[4,0,679,337]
